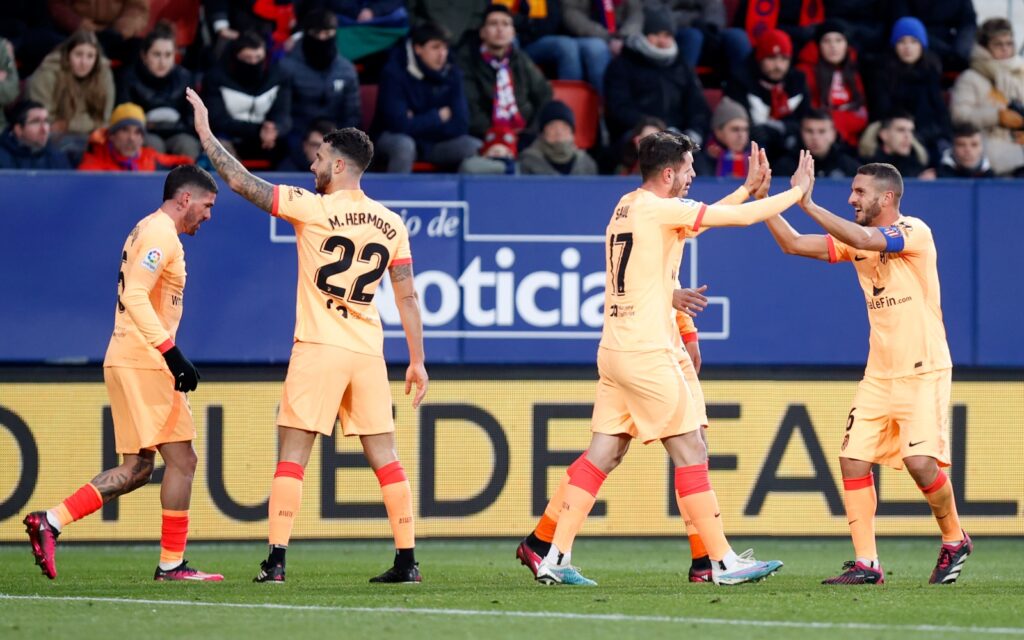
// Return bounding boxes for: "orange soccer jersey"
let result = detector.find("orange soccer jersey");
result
[272,186,412,356]
[104,210,186,369]
[827,215,952,378]
[601,189,709,353]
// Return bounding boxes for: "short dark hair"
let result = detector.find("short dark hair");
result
[323,127,374,173]
[302,8,337,32]
[802,108,833,123]
[857,163,903,202]
[952,122,981,139]
[163,165,218,201]
[411,21,450,46]
[142,21,175,54]
[639,131,699,181]
[483,3,513,22]
[978,18,1013,47]
[11,100,46,127]
[234,30,265,54]
[881,112,914,129]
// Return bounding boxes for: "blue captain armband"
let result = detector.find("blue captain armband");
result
[878,225,905,253]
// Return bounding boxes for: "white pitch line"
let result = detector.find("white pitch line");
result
[1,594,1023,636]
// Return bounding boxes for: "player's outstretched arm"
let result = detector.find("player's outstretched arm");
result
[185,87,274,213]
[701,150,812,228]
[764,215,831,261]
[801,197,889,252]
[714,142,767,206]
[389,262,428,408]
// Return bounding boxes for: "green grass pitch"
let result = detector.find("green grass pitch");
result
[1,538,1022,639]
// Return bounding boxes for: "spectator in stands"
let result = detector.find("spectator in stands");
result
[375,22,480,173]
[458,4,552,141]
[604,9,710,147]
[0,1,65,76]
[859,113,934,179]
[645,0,748,72]
[951,18,1024,177]
[202,30,292,167]
[0,100,72,169]
[0,38,19,131]
[797,20,866,148]
[823,0,892,63]
[494,0,581,86]
[47,0,150,66]
[867,17,951,163]
[116,23,199,160]
[409,0,488,49]
[205,0,296,56]
[892,0,976,72]
[28,30,115,161]
[725,28,809,163]
[519,99,598,174]
[78,102,193,171]
[562,0,644,93]
[277,118,335,171]
[730,0,822,60]
[776,108,858,176]
[937,123,995,179]
[280,9,360,154]
[693,96,749,177]
[460,125,519,174]
[615,114,665,173]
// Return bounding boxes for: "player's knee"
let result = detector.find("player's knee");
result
[903,456,937,484]
[133,462,155,488]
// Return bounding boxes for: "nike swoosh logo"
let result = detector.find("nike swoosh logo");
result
[714,513,721,518]
[848,520,859,526]
[854,256,867,261]
[873,286,885,296]
[909,440,926,447]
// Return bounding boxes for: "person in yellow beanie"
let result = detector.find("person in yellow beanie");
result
[79,102,193,171]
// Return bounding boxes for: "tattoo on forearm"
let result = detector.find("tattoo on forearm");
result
[201,135,274,212]
[389,263,412,283]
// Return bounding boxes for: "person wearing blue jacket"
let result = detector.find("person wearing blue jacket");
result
[280,9,361,151]
[375,22,482,173]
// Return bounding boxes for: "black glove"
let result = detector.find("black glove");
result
[162,345,201,392]
[1009,100,1024,118]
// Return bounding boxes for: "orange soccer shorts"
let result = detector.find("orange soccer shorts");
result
[591,347,702,444]
[841,368,952,470]
[104,366,195,454]
[277,341,395,437]
[678,348,708,427]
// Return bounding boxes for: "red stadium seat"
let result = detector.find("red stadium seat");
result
[551,79,600,150]
[360,84,378,133]
[703,88,723,112]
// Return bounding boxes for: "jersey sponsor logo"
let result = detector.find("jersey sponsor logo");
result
[866,293,912,310]
[141,248,163,273]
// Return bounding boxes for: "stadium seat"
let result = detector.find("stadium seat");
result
[703,88,723,112]
[551,80,600,150]
[360,84,378,133]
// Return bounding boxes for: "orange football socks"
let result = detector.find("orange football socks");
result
[49,483,103,530]
[843,473,878,562]
[919,470,963,544]
[376,461,415,550]
[550,456,607,555]
[268,461,304,547]
[675,463,730,561]
[535,455,585,543]
[159,509,189,567]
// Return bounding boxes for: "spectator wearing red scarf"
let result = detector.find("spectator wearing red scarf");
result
[797,20,867,148]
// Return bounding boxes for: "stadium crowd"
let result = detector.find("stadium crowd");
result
[0,0,1020,178]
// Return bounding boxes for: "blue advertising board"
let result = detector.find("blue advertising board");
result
[0,171,1017,366]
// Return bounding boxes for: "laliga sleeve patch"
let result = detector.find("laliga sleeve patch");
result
[141,248,163,272]
[879,225,906,253]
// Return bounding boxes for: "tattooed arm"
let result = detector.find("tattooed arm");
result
[390,262,428,408]
[185,87,274,213]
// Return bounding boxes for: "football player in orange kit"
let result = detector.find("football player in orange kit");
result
[186,88,429,584]
[763,162,971,585]
[520,133,812,586]
[23,165,223,582]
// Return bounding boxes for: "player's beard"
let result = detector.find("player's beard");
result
[856,197,882,226]
[183,204,203,236]
[669,172,689,198]
[314,165,331,194]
